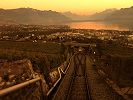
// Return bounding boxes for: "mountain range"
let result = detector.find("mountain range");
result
[64,6,133,23]
[0,6,133,25]
[88,9,117,20]
[63,12,89,21]
[0,8,71,25]
[62,9,118,21]
[105,6,133,22]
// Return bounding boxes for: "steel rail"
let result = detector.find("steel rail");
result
[66,53,92,100]
[84,55,92,100]
[0,77,41,97]
[46,67,62,96]
[46,55,73,96]
[66,55,77,100]
[51,55,75,100]
[0,55,73,98]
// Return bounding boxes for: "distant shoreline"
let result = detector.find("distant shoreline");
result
[70,20,104,22]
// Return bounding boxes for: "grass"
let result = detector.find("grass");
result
[0,41,62,54]
[97,43,133,87]
[101,43,133,57]
[0,41,66,79]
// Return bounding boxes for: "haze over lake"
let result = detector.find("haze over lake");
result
[66,21,133,31]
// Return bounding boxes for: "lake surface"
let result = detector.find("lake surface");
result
[66,21,133,31]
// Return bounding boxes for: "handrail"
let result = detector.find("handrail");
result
[64,61,71,74]
[46,55,73,96]
[62,54,74,74]
[59,60,71,75]
[0,77,41,97]
[51,55,75,100]
[46,67,62,96]
[0,55,73,97]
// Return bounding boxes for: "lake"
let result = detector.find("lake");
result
[66,21,133,31]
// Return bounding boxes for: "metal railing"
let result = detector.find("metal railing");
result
[46,56,72,96]
[0,54,73,99]
[0,77,41,97]
[0,77,43,100]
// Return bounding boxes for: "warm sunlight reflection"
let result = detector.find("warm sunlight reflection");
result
[67,22,129,31]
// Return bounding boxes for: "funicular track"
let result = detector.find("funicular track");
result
[66,53,91,100]
[53,52,91,100]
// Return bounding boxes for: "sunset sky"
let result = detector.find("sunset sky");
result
[1,0,133,15]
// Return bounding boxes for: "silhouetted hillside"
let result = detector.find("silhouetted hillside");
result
[88,9,117,20]
[0,8,71,25]
[105,6,133,22]
[63,12,89,21]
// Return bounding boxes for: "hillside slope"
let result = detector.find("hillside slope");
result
[0,8,71,25]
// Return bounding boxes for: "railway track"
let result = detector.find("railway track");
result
[66,53,91,100]
[53,52,91,100]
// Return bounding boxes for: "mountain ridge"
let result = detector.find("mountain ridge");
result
[63,11,89,20]
[0,8,71,25]
[105,6,133,22]
[88,9,117,20]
